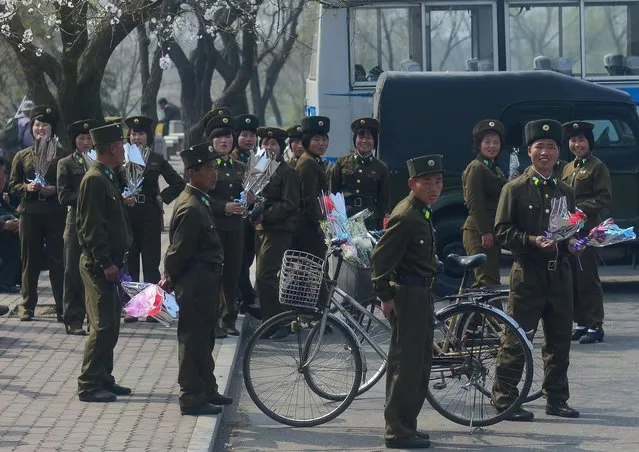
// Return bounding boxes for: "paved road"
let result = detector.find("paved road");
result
[216,287,639,451]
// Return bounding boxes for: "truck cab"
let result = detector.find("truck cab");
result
[374,71,639,293]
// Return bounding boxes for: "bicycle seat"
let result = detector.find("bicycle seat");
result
[446,253,486,269]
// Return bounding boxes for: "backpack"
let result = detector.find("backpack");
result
[0,117,20,149]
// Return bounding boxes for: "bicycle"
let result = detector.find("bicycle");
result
[243,239,535,428]
[444,253,544,403]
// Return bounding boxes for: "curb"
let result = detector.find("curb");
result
[186,314,248,452]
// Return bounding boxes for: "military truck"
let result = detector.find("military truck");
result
[374,71,639,293]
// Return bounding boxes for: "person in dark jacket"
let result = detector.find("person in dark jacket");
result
[158,98,181,137]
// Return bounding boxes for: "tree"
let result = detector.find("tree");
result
[250,0,305,125]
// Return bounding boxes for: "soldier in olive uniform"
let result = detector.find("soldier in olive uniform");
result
[124,116,184,285]
[329,117,390,230]
[164,142,233,416]
[9,105,68,321]
[76,122,133,403]
[491,119,580,421]
[252,127,300,339]
[286,124,304,168]
[462,120,507,287]
[231,114,260,315]
[57,118,99,335]
[561,121,612,344]
[294,116,331,258]
[205,114,246,337]
[372,155,443,450]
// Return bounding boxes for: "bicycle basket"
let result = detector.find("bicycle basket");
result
[279,250,325,309]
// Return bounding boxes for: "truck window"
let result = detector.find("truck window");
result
[583,119,636,148]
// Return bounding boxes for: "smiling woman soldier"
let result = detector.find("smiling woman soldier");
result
[462,119,507,287]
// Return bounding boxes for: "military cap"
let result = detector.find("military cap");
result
[563,120,595,148]
[67,119,99,134]
[301,116,330,135]
[205,114,234,137]
[234,114,259,132]
[473,119,504,139]
[30,105,58,128]
[287,124,303,140]
[90,123,124,147]
[180,142,215,169]
[124,116,154,133]
[257,127,288,141]
[407,154,443,178]
[351,117,379,135]
[525,119,562,146]
[202,107,232,128]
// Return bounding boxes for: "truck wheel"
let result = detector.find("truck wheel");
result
[433,219,468,296]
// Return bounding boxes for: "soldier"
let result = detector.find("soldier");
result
[285,124,304,168]
[491,119,580,421]
[124,116,184,284]
[9,105,67,322]
[231,114,260,316]
[462,120,507,287]
[294,116,331,259]
[163,141,233,416]
[57,118,99,335]
[371,155,443,450]
[0,156,20,294]
[329,117,390,230]
[205,114,246,337]
[76,122,132,402]
[252,127,300,339]
[561,121,612,344]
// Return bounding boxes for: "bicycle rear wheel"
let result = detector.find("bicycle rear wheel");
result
[489,295,544,402]
[427,303,533,427]
[243,311,362,427]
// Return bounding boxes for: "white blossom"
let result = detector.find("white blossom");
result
[159,54,172,71]
[22,28,33,43]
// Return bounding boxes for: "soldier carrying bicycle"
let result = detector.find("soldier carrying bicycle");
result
[491,119,581,421]
[371,154,443,450]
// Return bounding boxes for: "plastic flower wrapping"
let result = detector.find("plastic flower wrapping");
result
[122,143,151,197]
[572,218,636,251]
[318,192,374,268]
[508,150,520,181]
[237,148,280,218]
[84,149,97,169]
[29,136,58,185]
[119,272,179,327]
[545,196,587,241]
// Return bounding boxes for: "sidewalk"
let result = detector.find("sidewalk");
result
[0,155,246,452]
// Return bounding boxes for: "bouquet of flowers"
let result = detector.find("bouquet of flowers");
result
[119,272,179,326]
[571,218,636,251]
[237,149,280,218]
[29,136,59,185]
[122,143,151,197]
[545,196,587,241]
[319,192,375,268]
[83,149,97,169]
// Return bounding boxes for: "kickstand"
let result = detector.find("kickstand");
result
[469,426,484,435]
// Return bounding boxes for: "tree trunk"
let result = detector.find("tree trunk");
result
[138,25,163,122]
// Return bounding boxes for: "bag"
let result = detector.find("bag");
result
[0,117,20,149]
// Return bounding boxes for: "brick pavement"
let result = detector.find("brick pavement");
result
[0,155,244,452]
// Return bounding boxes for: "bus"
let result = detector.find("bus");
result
[305,0,639,160]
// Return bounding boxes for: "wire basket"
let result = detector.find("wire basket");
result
[279,250,325,309]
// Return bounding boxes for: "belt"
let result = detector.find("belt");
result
[81,247,129,266]
[394,273,433,287]
[347,196,375,208]
[513,256,567,272]
[135,194,146,204]
[26,192,55,202]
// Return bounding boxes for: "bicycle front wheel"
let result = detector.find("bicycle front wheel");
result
[243,311,362,427]
[427,303,533,427]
